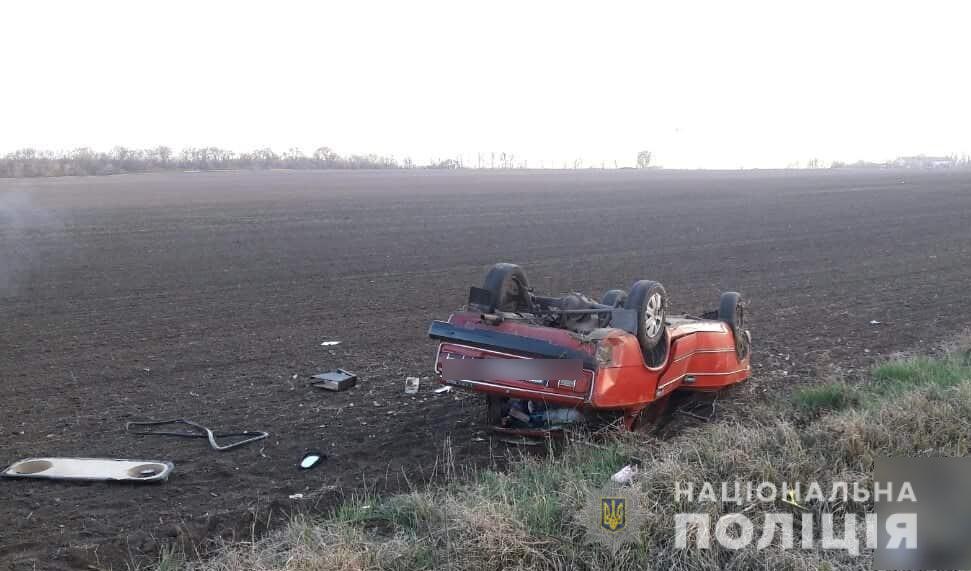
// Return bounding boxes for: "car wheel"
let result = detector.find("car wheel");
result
[482,263,532,312]
[600,289,627,308]
[718,291,749,359]
[626,280,669,365]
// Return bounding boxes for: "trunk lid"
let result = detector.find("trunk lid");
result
[429,312,596,403]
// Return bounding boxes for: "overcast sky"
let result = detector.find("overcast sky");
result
[2,0,969,168]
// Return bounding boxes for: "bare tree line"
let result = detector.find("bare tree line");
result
[0,146,403,178]
[1,146,665,178]
[12,146,963,178]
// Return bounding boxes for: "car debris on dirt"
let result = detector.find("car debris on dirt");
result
[404,376,420,394]
[126,419,269,451]
[2,457,174,483]
[311,369,358,391]
[299,452,325,470]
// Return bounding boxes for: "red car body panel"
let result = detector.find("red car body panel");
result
[431,311,750,427]
[436,341,595,404]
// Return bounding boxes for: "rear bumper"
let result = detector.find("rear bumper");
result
[442,377,587,405]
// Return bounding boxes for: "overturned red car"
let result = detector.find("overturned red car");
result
[429,263,751,434]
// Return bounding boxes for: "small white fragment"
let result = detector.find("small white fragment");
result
[611,464,638,485]
[433,386,453,395]
[869,320,881,325]
[289,493,304,500]
[320,341,341,346]
[405,377,420,394]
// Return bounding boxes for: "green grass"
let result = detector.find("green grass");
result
[871,355,971,396]
[794,352,971,414]
[480,441,631,537]
[139,545,183,571]
[793,382,860,413]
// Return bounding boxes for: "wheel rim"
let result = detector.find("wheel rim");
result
[644,292,664,338]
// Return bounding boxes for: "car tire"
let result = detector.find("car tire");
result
[718,291,749,359]
[626,280,669,365]
[482,263,532,312]
[601,289,628,308]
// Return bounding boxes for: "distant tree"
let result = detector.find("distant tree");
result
[157,146,172,166]
[251,147,278,168]
[9,148,37,161]
[143,148,157,166]
[428,158,461,170]
[313,146,338,167]
[111,146,130,171]
[281,147,307,169]
[210,147,235,167]
[636,150,653,169]
[180,147,197,167]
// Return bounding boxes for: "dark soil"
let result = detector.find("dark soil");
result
[2,169,970,569]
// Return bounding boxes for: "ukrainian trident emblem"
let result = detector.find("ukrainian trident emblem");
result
[601,498,626,532]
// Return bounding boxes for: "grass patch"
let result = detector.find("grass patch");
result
[793,382,860,413]
[169,348,971,571]
[137,545,183,571]
[871,355,971,396]
[795,349,971,414]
